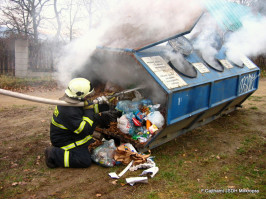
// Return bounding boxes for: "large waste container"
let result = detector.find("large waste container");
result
[80,1,260,152]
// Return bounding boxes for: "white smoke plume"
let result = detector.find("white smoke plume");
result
[56,30,101,86]
[225,16,266,65]
[98,0,202,49]
[56,0,203,88]
[187,13,223,68]
[188,1,266,68]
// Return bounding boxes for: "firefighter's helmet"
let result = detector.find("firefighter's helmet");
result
[60,78,94,103]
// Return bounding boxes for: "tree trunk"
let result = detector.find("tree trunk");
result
[54,0,61,41]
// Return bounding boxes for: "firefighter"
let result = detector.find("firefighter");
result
[45,77,119,168]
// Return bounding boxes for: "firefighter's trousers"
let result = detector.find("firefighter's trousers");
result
[47,144,93,168]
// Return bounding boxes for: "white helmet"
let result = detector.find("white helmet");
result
[60,78,94,103]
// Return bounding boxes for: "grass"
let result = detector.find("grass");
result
[0,75,58,91]
[148,190,160,199]
[248,96,263,102]
[1,113,265,199]
[261,69,266,77]
[0,77,265,198]
[133,112,265,199]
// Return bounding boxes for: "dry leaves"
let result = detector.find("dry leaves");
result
[96,193,102,197]
[36,155,41,165]
[10,162,18,168]
[11,181,27,187]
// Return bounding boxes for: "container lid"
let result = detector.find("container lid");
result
[100,0,204,51]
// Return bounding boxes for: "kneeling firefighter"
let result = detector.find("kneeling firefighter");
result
[45,78,121,168]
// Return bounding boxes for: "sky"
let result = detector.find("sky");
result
[40,0,121,39]
[0,0,120,39]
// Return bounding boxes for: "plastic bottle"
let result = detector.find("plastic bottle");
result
[132,118,142,126]
[140,99,153,106]
[116,100,142,113]
[148,104,161,112]
[134,110,146,122]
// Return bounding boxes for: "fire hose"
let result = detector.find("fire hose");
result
[0,86,145,107]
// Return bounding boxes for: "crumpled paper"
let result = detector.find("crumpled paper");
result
[129,157,156,171]
[126,177,148,186]
[140,166,159,178]
[109,160,133,179]
[108,143,159,186]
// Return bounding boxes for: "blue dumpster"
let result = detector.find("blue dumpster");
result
[82,1,260,151]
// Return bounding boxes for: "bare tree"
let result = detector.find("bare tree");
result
[53,0,62,40]
[68,0,79,41]
[84,0,93,29]
[82,0,108,29]
[53,0,80,41]
[0,0,31,37]
[10,0,50,43]
[1,0,51,69]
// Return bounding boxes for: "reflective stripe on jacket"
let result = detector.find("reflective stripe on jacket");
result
[50,105,96,148]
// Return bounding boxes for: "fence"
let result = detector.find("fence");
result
[0,38,15,75]
[0,37,265,78]
[0,38,60,77]
[253,55,266,70]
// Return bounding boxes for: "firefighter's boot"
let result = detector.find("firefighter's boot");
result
[45,146,57,168]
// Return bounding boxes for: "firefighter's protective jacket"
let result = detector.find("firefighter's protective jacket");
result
[50,106,96,150]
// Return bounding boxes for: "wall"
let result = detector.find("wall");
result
[15,39,28,77]
[14,39,56,78]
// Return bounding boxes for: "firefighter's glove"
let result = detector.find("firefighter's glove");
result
[84,100,109,113]
[84,100,94,110]
[93,96,109,104]
[94,103,110,114]
[95,110,122,128]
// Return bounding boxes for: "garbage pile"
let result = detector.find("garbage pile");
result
[116,99,165,143]
[90,85,164,185]
[96,98,166,148]
[91,139,159,186]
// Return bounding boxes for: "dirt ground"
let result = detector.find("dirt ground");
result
[0,78,265,199]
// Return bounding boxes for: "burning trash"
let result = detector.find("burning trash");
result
[88,85,162,184]
[91,85,166,150]
[116,99,165,143]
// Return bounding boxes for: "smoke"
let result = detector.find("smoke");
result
[188,13,222,66]
[98,0,202,49]
[56,30,101,86]
[56,0,203,89]
[225,15,266,64]
[188,1,266,68]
